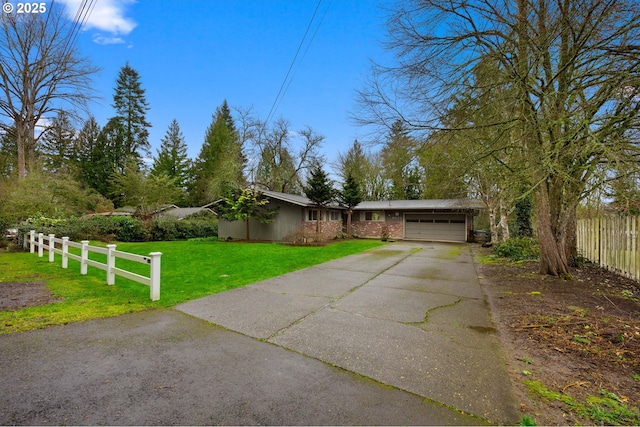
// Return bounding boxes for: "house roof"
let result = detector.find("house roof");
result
[262,190,345,209]
[239,190,485,211]
[353,199,486,211]
[158,207,216,220]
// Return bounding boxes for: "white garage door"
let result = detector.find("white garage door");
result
[404,214,466,242]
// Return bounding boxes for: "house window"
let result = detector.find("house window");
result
[329,211,340,221]
[307,209,320,221]
[364,211,382,221]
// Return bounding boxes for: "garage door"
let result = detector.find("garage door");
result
[404,214,466,242]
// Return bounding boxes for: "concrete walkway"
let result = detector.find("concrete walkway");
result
[0,242,519,425]
[176,242,519,424]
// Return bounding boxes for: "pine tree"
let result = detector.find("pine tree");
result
[189,100,244,205]
[111,62,151,161]
[76,117,111,198]
[151,119,191,189]
[340,172,363,236]
[39,111,76,174]
[0,126,17,179]
[381,120,419,200]
[304,165,335,234]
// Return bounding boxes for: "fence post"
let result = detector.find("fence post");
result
[62,237,69,269]
[149,252,162,301]
[38,233,44,257]
[106,244,116,285]
[29,230,35,253]
[80,241,89,275]
[48,234,55,262]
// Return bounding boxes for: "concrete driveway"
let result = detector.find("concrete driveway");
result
[0,242,518,425]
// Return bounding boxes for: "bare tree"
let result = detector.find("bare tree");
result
[251,118,324,194]
[356,0,640,277]
[0,4,98,178]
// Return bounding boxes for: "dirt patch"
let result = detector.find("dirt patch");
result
[475,246,640,425]
[0,282,64,311]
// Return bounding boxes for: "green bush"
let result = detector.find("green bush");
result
[494,237,540,260]
[17,216,218,244]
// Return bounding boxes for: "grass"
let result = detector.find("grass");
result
[0,238,385,334]
[524,380,640,425]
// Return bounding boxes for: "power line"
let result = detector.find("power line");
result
[265,0,326,125]
[272,0,333,118]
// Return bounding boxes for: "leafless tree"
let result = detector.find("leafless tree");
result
[0,4,98,178]
[356,0,640,277]
[250,118,324,194]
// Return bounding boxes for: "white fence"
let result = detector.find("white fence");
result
[25,230,162,301]
[576,216,640,282]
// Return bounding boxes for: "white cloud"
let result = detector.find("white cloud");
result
[59,0,137,36]
[92,33,126,45]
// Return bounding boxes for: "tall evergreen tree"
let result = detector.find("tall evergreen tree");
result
[340,172,363,236]
[76,117,113,198]
[151,119,191,189]
[189,100,244,205]
[111,62,151,161]
[381,120,420,200]
[304,165,335,234]
[0,126,18,180]
[39,111,76,174]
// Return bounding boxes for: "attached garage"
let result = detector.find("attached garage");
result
[352,199,486,243]
[404,214,467,242]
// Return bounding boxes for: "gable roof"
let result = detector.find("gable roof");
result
[262,190,345,209]
[241,190,485,211]
[353,199,486,211]
[157,206,216,220]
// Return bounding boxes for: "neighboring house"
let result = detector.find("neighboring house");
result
[218,190,486,243]
[155,204,216,220]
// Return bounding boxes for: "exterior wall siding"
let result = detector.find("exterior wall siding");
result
[218,199,304,241]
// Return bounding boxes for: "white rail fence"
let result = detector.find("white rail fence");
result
[577,216,640,282]
[24,230,162,301]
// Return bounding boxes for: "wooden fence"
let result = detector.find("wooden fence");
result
[26,230,162,301]
[576,216,640,282]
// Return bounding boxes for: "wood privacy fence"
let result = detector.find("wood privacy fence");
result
[25,230,162,301]
[576,216,640,282]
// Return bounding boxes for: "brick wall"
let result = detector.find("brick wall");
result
[352,221,403,239]
[300,220,343,241]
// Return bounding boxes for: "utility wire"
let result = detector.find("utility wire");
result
[272,0,333,118]
[265,0,324,125]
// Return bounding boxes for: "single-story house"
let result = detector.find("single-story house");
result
[155,204,216,220]
[217,190,346,242]
[217,190,486,243]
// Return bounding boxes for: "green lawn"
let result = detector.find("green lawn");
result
[0,238,384,335]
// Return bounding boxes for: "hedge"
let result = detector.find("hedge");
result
[15,216,218,243]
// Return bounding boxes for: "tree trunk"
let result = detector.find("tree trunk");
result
[488,205,498,243]
[498,194,510,242]
[534,185,570,277]
[347,210,353,236]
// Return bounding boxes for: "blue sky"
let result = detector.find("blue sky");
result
[57,0,391,172]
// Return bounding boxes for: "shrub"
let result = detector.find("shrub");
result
[494,237,540,260]
[16,216,218,244]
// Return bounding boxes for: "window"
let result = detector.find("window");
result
[329,211,340,221]
[364,211,382,221]
[307,210,319,221]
